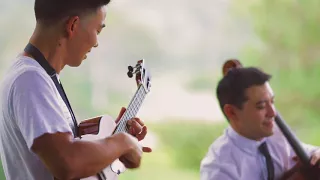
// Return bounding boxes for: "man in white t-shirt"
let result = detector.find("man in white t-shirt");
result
[0,0,151,180]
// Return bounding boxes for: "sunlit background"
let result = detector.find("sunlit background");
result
[1,0,320,179]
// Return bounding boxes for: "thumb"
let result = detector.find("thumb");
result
[292,156,299,162]
[115,107,126,124]
[142,146,152,153]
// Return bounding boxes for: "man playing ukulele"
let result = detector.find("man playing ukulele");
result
[0,0,151,179]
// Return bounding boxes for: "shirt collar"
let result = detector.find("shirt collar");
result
[227,126,266,155]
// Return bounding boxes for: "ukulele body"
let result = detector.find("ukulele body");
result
[80,115,121,180]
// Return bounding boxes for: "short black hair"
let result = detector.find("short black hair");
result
[34,0,111,25]
[216,67,272,119]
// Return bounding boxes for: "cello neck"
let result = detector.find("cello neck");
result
[274,113,310,166]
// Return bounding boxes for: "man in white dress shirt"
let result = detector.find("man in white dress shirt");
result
[200,66,320,180]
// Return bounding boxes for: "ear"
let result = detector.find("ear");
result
[65,16,80,39]
[223,104,239,122]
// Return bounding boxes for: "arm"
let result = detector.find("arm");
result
[32,131,137,180]
[301,142,319,156]
[12,71,142,179]
[301,143,320,166]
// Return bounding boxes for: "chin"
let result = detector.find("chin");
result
[66,63,82,68]
[261,121,274,137]
[263,129,274,137]
[68,58,84,67]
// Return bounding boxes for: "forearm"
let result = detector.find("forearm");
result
[35,132,130,180]
[69,133,129,178]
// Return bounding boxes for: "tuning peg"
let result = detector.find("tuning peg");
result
[128,66,134,72]
[127,71,133,78]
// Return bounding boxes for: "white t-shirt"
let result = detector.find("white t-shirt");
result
[0,55,75,180]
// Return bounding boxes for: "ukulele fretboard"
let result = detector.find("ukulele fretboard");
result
[114,85,147,133]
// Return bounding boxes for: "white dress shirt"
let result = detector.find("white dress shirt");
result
[200,123,318,180]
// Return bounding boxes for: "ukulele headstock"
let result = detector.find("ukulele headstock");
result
[127,59,151,93]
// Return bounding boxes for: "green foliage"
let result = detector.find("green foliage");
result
[232,0,320,134]
[149,121,228,171]
[0,164,3,180]
[234,0,320,70]
[62,70,96,119]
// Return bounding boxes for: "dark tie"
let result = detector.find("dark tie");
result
[259,142,274,180]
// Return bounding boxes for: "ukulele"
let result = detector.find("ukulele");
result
[78,59,151,180]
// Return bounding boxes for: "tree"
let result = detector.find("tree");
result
[232,0,320,139]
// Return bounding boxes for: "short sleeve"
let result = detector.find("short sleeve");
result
[302,143,319,156]
[11,70,73,150]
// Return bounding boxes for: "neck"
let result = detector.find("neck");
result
[23,24,65,74]
[114,85,147,133]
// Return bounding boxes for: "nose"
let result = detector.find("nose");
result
[94,43,99,48]
[267,104,276,118]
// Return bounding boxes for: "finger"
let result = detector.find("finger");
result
[310,155,319,166]
[133,117,145,126]
[292,156,299,162]
[126,117,144,127]
[136,126,147,141]
[130,126,136,135]
[119,157,139,169]
[128,126,133,135]
[115,107,126,124]
[142,146,152,153]
[129,120,143,135]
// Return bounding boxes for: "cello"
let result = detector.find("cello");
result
[222,59,320,180]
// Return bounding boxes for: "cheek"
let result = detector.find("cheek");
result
[252,111,268,130]
[241,109,265,127]
[78,30,97,51]
[87,30,98,47]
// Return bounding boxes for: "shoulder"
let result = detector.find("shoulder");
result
[200,130,238,180]
[8,56,55,93]
[0,56,57,107]
[2,55,51,86]
[201,129,237,168]
[209,130,235,158]
[14,56,51,81]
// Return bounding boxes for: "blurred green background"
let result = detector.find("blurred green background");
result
[1,0,320,180]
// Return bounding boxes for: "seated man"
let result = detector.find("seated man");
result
[200,61,320,180]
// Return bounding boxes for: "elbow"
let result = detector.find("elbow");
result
[51,156,80,180]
